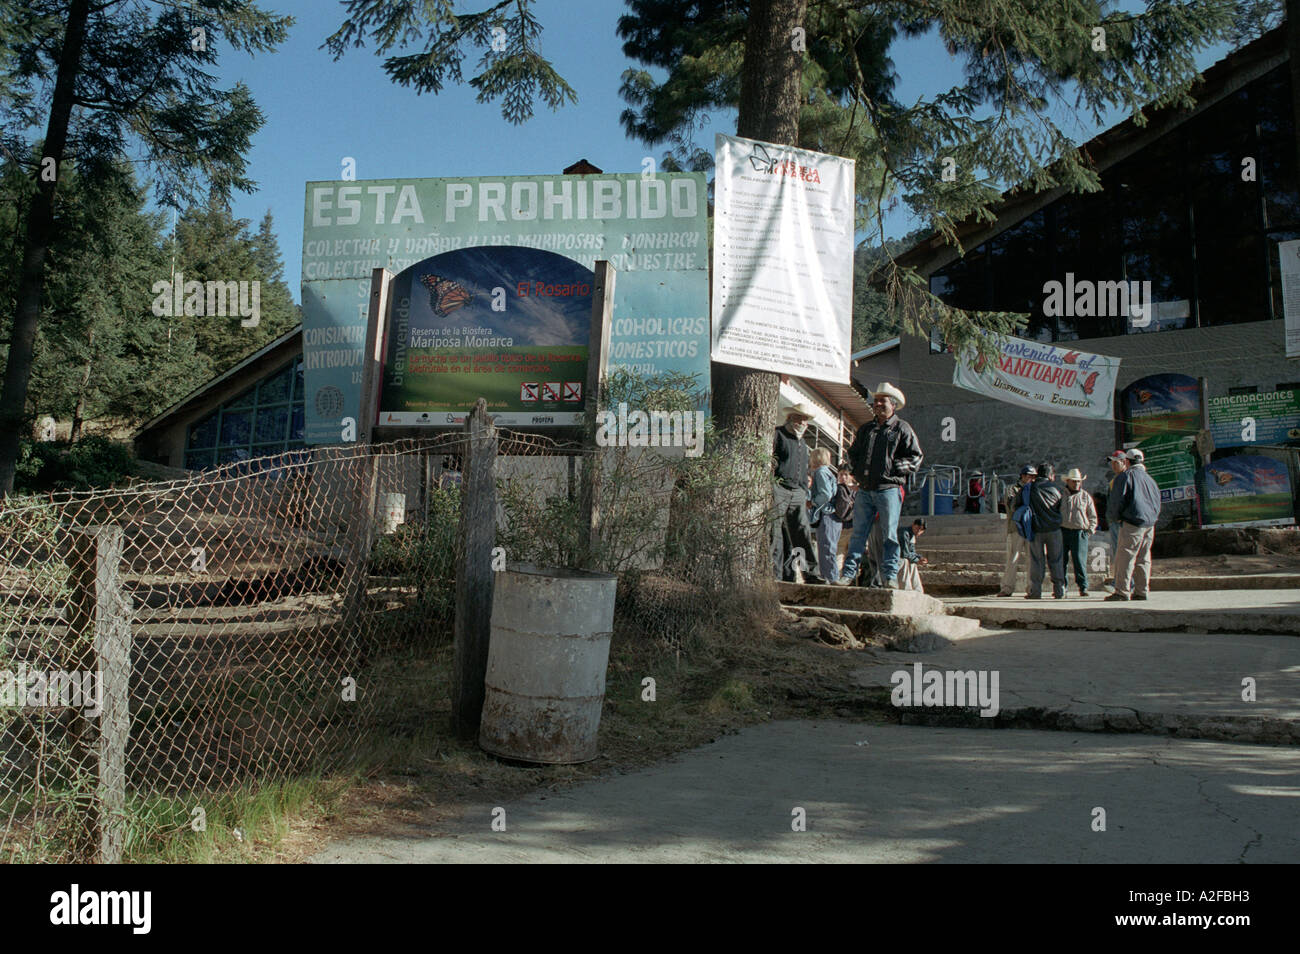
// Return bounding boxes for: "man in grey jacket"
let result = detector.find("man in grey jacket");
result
[1025,462,1067,599]
[1105,447,1162,601]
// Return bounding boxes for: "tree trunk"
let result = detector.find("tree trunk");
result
[71,336,94,443]
[0,0,91,494]
[710,0,809,583]
[1288,1,1300,193]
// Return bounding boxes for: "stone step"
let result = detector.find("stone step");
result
[786,604,983,653]
[902,513,1005,535]
[943,589,1300,634]
[920,547,1006,561]
[777,581,948,616]
[921,539,1009,552]
[1153,574,1300,591]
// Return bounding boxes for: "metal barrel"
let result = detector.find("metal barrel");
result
[478,564,619,764]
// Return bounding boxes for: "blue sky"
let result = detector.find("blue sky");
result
[208,0,1238,301]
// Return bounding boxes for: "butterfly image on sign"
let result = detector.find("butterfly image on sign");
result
[419,274,472,317]
[748,143,778,174]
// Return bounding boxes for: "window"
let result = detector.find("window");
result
[1255,69,1300,231]
[1054,192,1124,341]
[1187,85,1269,326]
[1109,130,1195,335]
[989,211,1053,342]
[929,247,988,312]
[1268,229,1300,322]
[925,65,1293,343]
[184,355,307,471]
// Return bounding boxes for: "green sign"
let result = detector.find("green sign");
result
[1201,455,1295,527]
[1208,389,1300,448]
[301,173,710,442]
[378,246,592,426]
[1122,373,1201,441]
[1136,433,1197,493]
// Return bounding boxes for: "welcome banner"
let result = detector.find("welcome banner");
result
[952,335,1120,420]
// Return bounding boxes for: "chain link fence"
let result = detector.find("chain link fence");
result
[1,427,773,862]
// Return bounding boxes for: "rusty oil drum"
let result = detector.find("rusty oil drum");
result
[478,564,619,764]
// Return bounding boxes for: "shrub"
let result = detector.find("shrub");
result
[14,436,139,492]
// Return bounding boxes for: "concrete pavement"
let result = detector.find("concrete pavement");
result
[852,628,1300,743]
[946,589,1300,634]
[310,721,1300,864]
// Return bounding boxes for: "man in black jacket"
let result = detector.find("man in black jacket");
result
[770,403,825,583]
[1026,461,1067,599]
[834,383,924,587]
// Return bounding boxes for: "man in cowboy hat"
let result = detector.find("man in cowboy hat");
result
[1105,447,1161,601]
[771,402,827,584]
[1060,467,1099,596]
[835,382,924,588]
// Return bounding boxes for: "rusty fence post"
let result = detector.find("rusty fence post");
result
[451,399,498,740]
[62,524,130,863]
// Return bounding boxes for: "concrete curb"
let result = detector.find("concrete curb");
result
[855,685,1300,745]
[948,602,1300,635]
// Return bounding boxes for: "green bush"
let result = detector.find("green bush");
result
[14,436,139,492]
[368,484,461,630]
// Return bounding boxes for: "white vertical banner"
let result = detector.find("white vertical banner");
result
[1279,238,1300,359]
[711,133,855,383]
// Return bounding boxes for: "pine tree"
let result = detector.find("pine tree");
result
[168,203,299,376]
[0,152,212,435]
[328,0,1254,585]
[0,0,290,494]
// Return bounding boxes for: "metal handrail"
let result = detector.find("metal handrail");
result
[921,464,962,513]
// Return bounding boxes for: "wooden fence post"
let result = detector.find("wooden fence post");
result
[451,398,498,739]
[62,524,129,864]
[579,260,615,567]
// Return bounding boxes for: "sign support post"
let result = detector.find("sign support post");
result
[579,260,615,566]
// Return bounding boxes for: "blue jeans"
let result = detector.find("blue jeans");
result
[841,486,902,583]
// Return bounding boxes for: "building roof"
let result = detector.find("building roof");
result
[851,337,900,362]
[789,375,875,430]
[893,27,1287,277]
[135,324,304,438]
